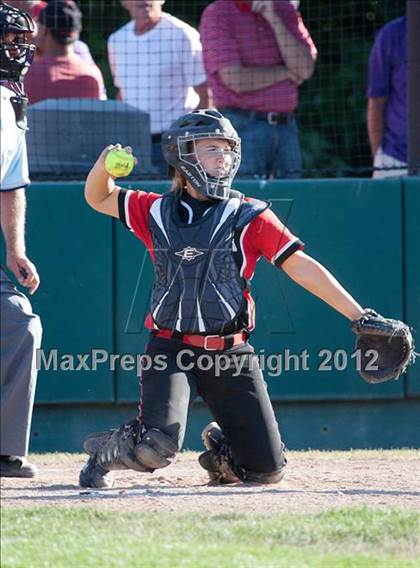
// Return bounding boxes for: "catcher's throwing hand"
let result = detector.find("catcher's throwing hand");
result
[93,144,137,178]
[351,309,416,383]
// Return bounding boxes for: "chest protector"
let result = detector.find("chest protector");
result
[148,192,269,334]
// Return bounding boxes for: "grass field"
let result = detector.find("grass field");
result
[1,507,420,568]
[1,450,419,567]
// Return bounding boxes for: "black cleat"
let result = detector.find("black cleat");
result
[79,456,114,489]
[0,456,38,478]
[199,423,240,484]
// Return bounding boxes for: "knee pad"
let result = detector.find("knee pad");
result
[199,450,286,485]
[241,453,287,484]
[90,423,149,473]
[200,422,287,484]
[134,429,178,470]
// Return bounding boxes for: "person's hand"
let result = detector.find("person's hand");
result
[7,254,40,294]
[92,144,137,178]
[251,1,280,25]
[286,68,304,86]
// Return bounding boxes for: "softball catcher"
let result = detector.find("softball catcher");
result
[79,109,415,489]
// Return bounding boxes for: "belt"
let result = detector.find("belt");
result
[222,107,294,125]
[153,329,248,351]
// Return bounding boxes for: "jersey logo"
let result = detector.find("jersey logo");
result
[174,246,205,262]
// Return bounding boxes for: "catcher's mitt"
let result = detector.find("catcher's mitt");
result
[351,309,416,384]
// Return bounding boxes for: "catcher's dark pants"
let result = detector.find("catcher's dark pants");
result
[139,336,286,476]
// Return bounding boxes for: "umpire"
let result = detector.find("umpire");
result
[0,3,42,478]
[78,109,371,489]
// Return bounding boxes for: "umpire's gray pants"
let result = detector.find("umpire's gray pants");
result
[0,267,42,456]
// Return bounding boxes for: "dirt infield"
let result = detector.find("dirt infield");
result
[1,450,419,514]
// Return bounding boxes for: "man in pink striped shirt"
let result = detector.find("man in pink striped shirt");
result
[200,0,317,178]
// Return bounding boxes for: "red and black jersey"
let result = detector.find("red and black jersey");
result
[118,189,304,332]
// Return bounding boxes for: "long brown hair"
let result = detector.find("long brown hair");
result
[170,170,187,195]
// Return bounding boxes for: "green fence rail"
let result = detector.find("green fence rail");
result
[2,178,419,450]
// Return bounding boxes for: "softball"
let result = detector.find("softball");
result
[104,148,135,178]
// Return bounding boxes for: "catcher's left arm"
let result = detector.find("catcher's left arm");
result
[282,251,364,320]
[282,251,416,382]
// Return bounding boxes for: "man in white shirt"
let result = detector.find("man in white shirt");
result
[0,3,42,478]
[108,0,211,175]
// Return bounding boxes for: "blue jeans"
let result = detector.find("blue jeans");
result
[220,109,303,179]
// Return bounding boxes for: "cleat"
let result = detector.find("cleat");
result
[79,456,114,489]
[0,456,38,478]
[199,423,239,484]
[201,422,224,452]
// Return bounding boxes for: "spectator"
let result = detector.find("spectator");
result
[4,1,46,21]
[7,0,95,63]
[24,0,106,104]
[367,16,407,178]
[200,0,317,179]
[108,0,211,175]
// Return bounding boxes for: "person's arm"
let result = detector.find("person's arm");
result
[219,64,299,94]
[193,80,212,109]
[107,39,122,100]
[282,250,364,321]
[252,0,317,81]
[0,189,40,294]
[84,145,133,218]
[367,96,387,157]
[366,23,393,157]
[200,2,301,94]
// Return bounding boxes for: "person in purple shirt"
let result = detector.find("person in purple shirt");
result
[367,16,407,178]
[200,0,317,179]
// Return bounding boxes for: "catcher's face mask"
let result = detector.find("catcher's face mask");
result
[0,3,35,84]
[162,109,242,201]
[176,135,241,200]
[0,3,35,129]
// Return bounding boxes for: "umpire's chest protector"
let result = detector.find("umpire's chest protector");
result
[148,192,268,334]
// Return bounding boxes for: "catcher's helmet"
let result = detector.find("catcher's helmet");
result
[161,109,241,200]
[0,2,35,83]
